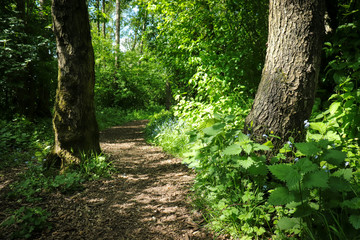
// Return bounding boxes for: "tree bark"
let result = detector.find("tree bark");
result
[50,0,101,169]
[102,0,106,37]
[96,0,100,33]
[115,0,120,67]
[245,0,325,146]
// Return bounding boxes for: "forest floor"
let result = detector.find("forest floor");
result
[1,120,227,239]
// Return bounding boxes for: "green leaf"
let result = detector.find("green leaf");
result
[277,217,301,230]
[323,150,346,166]
[294,158,317,174]
[295,142,321,156]
[248,162,268,176]
[268,187,295,205]
[202,123,225,136]
[329,101,341,115]
[328,176,352,192]
[342,198,360,209]
[332,168,352,181]
[303,171,329,189]
[263,141,274,149]
[293,203,314,218]
[238,156,255,169]
[222,144,242,155]
[253,143,270,151]
[268,164,301,189]
[309,122,327,134]
[349,215,360,229]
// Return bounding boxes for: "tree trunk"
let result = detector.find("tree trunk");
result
[115,0,120,67]
[102,0,106,37]
[96,0,100,33]
[50,0,101,169]
[139,10,147,55]
[245,0,325,147]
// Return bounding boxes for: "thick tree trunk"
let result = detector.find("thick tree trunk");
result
[245,0,325,146]
[50,0,101,169]
[115,0,120,67]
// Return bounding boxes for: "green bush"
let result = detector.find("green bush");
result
[149,111,360,239]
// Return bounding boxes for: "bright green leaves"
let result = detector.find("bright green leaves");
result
[294,142,320,156]
[223,144,242,155]
[202,123,226,136]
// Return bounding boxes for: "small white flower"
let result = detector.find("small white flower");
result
[315,155,318,159]
[304,120,310,129]
[345,162,350,167]
[262,134,268,138]
[294,158,299,162]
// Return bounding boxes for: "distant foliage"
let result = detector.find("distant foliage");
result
[92,30,167,109]
[0,2,57,119]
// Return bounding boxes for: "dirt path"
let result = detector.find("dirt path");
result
[35,120,216,239]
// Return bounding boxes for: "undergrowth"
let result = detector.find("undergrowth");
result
[0,107,153,239]
[146,101,360,239]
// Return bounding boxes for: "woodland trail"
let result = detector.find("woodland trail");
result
[37,120,217,239]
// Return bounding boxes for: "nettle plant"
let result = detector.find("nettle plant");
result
[184,114,276,238]
[268,140,360,239]
[183,114,360,239]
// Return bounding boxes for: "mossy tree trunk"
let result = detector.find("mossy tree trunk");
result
[245,0,325,147]
[49,0,101,169]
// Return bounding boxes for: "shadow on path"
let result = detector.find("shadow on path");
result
[36,120,217,240]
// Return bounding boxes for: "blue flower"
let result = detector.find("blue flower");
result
[287,141,293,148]
[235,135,238,138]
[315,155,318,159]
[246,133,251,137]
[294,158,299,162]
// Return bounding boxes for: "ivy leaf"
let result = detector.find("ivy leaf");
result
[222,144,242,155]
[303,171,329,189]
[323,150,346,166]
[202,123,225,136]
[349,215,360,229]
[295,142,321,156]
[268,187,295,205]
